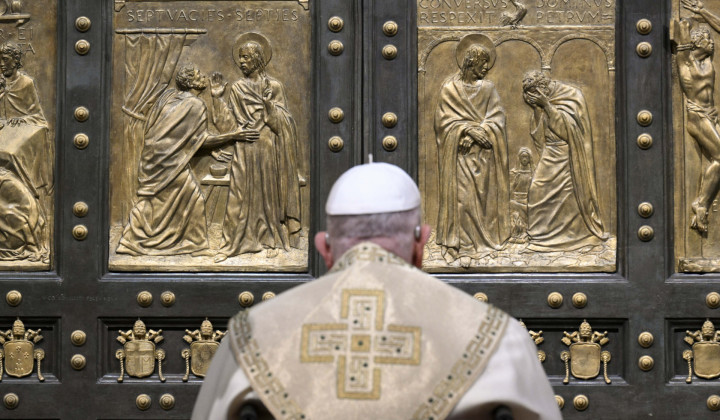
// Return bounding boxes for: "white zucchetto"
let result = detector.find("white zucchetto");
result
[325,162,421,216]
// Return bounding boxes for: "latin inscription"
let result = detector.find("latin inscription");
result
[418,0,615,26]
[126,8,301,23]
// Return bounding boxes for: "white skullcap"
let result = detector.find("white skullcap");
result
[326,162,421,215]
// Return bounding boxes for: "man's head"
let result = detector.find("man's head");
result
[238,42,266,77]
[461,45,490,80]
[522,70,551,96]
[0,42,22,78]
[518,147,532,167]
[315,162,431,269]
[176,65,208,92]
[691,27,714,55]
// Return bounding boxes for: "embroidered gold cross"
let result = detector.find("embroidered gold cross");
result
[301,289,421,399]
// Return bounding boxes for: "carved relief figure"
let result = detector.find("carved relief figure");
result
[522,70,608,251]
[116,65,258,257]
[211,33,303,261]
[0,42,49,263]
[434,34,510,268]
[500,0,527,29]
[674,1,720,234]
[509,147,534,243]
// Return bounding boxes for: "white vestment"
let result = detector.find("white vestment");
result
[192,243,561,420]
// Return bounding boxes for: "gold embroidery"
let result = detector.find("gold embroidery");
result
[301,289,422,400]
[329,242,411,273]
[231,312,306,420]
[412,305,508,420]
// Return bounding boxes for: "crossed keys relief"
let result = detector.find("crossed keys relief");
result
[301,289,422,399]
[0,318,44,381]
[560,320,611,384]
[683,319,720,383]
[116,319,166,382]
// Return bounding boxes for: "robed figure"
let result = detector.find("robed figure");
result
[211,33,302,261]
[434,35,510,267]
[117,66,257,256]
[522,71,607,251]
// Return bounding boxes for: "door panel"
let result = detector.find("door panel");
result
[0,0,705,419]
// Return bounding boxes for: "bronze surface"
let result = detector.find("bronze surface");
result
[108,1,311,272]
[419,1,617,272]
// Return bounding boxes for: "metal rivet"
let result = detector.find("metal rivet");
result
[75,16,91,32]
[262,291,276,301]
[136,394,151,411]
[709,395,720,411]
[707,292,720,309]
[637,133,653,150]
[3,393,18,410]
[382,44,397,60]
[638,331,654,348]
[382,136,398,152]
[328,40,344,56]
[328,136,344,153]
[638,355,654,372]
[637,110,653,127]
[5,290,21,307]
[239,291,254,307]
[328,16,344,32]
[72,224,88,241]
[473,292,488,302]
[636,42,652,58]
[160,291,175,307]
[638,225,654,242]
[328,107,344,123]
[555,395,564,410]
[638,202,654,218]
[71,354,86,370]
[383,20,398,37]
[382,112,398,128]
[547,292,563,308]
[73,133,89,149]
[137,291,153,307]
[573,395,589,411]
[636,19,652,35]
[71,330,87,346]
[74,106,89,122]
[159,393,175,410]
[73,201,89,218]
[75,39,90,55]
[572,292,587,308]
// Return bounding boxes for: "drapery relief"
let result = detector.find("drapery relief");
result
[109,1,310,272]
[0,1,55,270]
[418,0,617,272]
[672,0,720,273]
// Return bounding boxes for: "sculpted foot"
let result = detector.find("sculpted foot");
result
[213,253,228,263]
[691,204,709,234]
[266,248,279,258]
[459,256,471,268]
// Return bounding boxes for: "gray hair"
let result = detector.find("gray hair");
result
[327,208,420,261]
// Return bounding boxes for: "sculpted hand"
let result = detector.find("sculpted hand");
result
[211,149,233,163]
[681,0,703,13]
[235,128,260,142]
[468,128,492,149]
[8,117,25,126]
[262,78,273,105]
[210,72,227,98]
[458,135,473,155]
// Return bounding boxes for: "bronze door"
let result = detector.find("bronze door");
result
[0,0,713,418]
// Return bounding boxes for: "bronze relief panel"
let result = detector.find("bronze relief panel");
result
[0,1,55,271]
[108,0,311,272]
[418,0,617,272]
[672,0,720,273]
